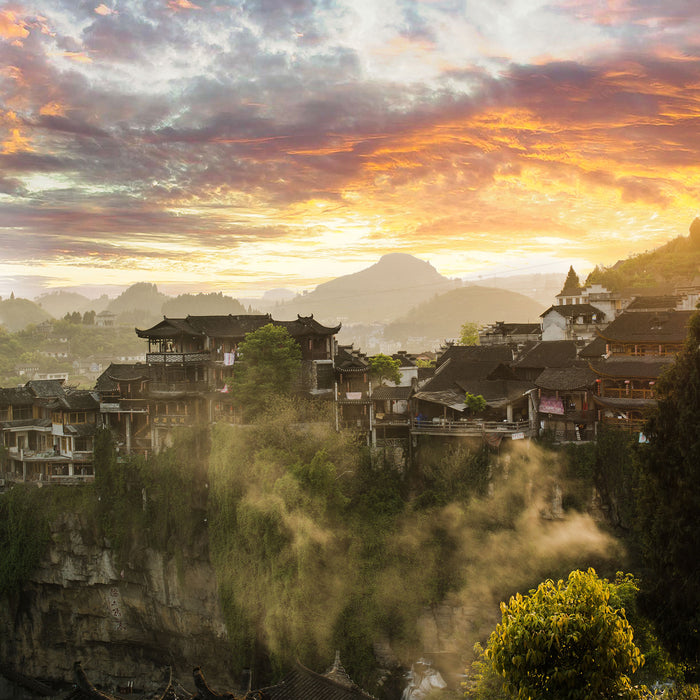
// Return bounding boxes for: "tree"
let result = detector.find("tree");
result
[228,323,302,418]
[368,354,401,385]
[561,266,582,295]
[459,321,480,346]
[636,311,700,669]
[485,568,644,700]
[690,217,700,248]
[464,392,487,416]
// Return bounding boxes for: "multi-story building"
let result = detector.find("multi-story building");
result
[1,379,99,483]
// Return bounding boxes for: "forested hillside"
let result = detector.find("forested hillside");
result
[586,220,700,291]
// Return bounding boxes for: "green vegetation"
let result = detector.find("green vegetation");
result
[464,392,487,416]
[0,485,51,595]
[227,324,302,420]
[585,222,700,290]
[635,312,700,672]
[459,321,480,346]
[368,353,402,385]
[483,568,644,700]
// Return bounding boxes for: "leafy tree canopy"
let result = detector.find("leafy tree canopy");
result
[636,311,700,669]
[368,354,401,385]
[459,321,480,346]
[464,392,487,416]
[485,568,644,700]
[228,323,302,418]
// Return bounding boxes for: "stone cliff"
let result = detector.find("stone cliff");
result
[0,512,236,696]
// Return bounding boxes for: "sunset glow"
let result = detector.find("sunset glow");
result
[1,0,699,298]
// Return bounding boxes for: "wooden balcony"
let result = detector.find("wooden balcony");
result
[149,381,209,395]
[411,418,533,437]
[599,387,655,400]
[146,351,210,364]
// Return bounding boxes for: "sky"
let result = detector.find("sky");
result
[1,0,699,300]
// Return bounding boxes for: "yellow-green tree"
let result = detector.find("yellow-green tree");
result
[459,321,480,346]
[485,568,644,700]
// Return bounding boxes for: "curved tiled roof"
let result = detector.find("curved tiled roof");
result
[596,310,693,344]
[137,314,341,340]
[535,367,597,391]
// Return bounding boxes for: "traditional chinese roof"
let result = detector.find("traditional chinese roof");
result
[541,304,605,320]
[515,340,579,369]
[95,363,154,392]
[261,660,375,700]
[590,356,673,379]
[456,379,535,407]
[51,390,100,412]
[0,417,52,429]
[137,315,341,340]
[597,310,693,344]
[334,345,369,371]
[535,366,597,391]
[0,386,35,406]
[436,344,513,367]
[63,423,98,437]
[625,295,682,312]
[372,385,413,401]
[420,357,514,394]
[25,379,66,398]
[481,322,541,338]
[578,336,607,359]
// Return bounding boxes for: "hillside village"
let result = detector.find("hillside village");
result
[1,263,698,486]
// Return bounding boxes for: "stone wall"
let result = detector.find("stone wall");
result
[0,512,235,696]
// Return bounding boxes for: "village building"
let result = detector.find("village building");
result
[0,379,99,483]
[535,366,598,442]
[334,344,373,435]
[94,314,340,452]
[478,321,541,348]
[411,345,537,445]
[590,309,694,433]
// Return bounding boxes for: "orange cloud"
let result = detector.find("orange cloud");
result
[39,101,66,117]
[0,9,29,40]
[167,0,202,10]
[1,111,31,154]
[59,51,93,63]
[94,4,118,16]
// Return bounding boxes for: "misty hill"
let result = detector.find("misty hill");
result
[586,221,700,291]
[383,285,546,348]
[0,297,52,332]
[162,292,254,317]
[106,283,168,327]
[35,290,109,318]
[276,253,459,324]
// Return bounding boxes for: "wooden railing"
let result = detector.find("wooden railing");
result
[600,388,655,400]
[411,418,533,436]
[146,351,210,364]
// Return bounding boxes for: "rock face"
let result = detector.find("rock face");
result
[0,513,235,695]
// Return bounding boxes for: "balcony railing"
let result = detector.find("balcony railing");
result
[146,351,210,364]
[411,418,533,437]
[149,381,210,394]
[599,388,655,400]
[152,414,193,426]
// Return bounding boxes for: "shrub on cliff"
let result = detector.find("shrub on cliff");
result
[0,485,50,595]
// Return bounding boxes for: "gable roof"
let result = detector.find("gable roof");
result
[590,356,674,379]
[597,310,694,344]
[25,379,66,398]
[420,357,515,394]
[0,386,35,407]
[260,661,375,700]
[541,304,605,320]
[437,344,513,366]
[535,366,597,391]
[95,363,154,392]
[515,340,579,369]
[578,336,607,359]
[372,385,413,401]
[625,295,681,312]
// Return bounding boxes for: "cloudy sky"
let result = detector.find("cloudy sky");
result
[1,0,699,299]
